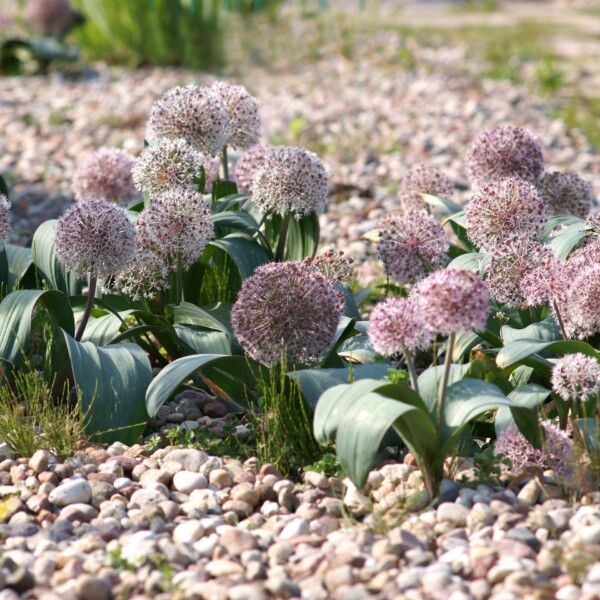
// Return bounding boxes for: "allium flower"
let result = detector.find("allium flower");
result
[55,198,137,279]
[72,148,137,204]
[132,138,219,199]
[303,249,354,285]
[465,125,544,186]
[0,194,11,250]
[397,164,454,213]
[520,254,567,309]
[251,146,329,218]
[24,0,74,37]
[413,269,489,335]
[537,171,594,219]
[142,188,213,270]
[494,420,574,483]
[377,210,449,284]
[146,85,231,156]
[368,297,433,356]
[465,177,549,250]
[231,262,343,366]
[233,145,273,194]
[552,353,600,401]
[210,82,261,150]
[483,237,554,308]
[562,264,600,340]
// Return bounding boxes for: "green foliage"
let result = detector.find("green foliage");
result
[304,451,342,477]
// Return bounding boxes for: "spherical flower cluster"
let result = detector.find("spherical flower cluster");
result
[55,197,137,279]
[520,254,567,309]
[303,249,354,285]
[0,194,11,250]
[377,210,449,284]
[483,237,554,308]
[465,125,544,187]
[537,171,594,219]
[397,164,455,213]
[24,0,74,37]
[233,145,273,194]
[210,82,261,150]
[142,188,214,270]
[562,264,600,340]
[132,139,219,199]
[72,148,137,204]
[413,269,489,335]
[368,297,433,356]
[586,211,600,236]
[465,177,549,250]
[251,146,329,218]
[494,420,574,483]
[551,353,600,401]
[146,85,231,156]
[231,261,343,366]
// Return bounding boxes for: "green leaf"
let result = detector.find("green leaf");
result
[0,289,74,369]
[547,222,587,259]
[212,179,238,201]
[577,419,600,454]
[497,339,600,370]
[447,252,485,272]
[495,384,551,437]
[286,212,320,260]
[421,193,464,215]
[452,331,481,362]
[212,211,259,232]
[31,220,82,296]
[208,234,270,280]
[0,174,8,198]
[337,334,379,364]
[501,318,562,344]
[4,245,34,291]
[80,313,124,346]
[173,324,231,355]
[63,332,151,445]
[542,214,584,237]
[417,364,471,412]
[212,193,250,213]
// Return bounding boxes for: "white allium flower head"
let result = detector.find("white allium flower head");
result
[552,353,600,401]
[233,145,273,194]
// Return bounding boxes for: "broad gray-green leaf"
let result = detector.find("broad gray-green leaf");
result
[452,331,481,362]
[417,364,471,412]
[337,335,379,364]
[421,193,464,215]
[577,419,600,454]
[543,214,584,237]
[547,222,587,260]
[81,313,124,346]
[173,325,231,355]
[495,384,551,437]
[447,252,485,272]
[497,339,600,370]
[5,245,33,291]
[501,318,562,344]
[208,234,270,279]
[64,332,152,445]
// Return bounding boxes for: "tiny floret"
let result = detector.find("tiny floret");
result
[251,146,329,218]
[368,297,433,356]
[24,0,74,36]
[465,177,549,250]
[231,262,343,366]
[210,81,261,150]
[377,210,449,284]
[55,197,137,279]
[397,164,454,213]
[413,269,489,335]
[0,194,12,250]
[233,145,273,194]
[465,125,544,186]
[552,353,600,401]
[72,148,137,204]
[538,171,594,219]
[146,85,231,156]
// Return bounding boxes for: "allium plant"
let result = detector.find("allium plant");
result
[562,264,600,340]
[552,353,600,403]
[397,164,454,213]
[537,171,594,219]
[233,145,273,194]
[465,125,544,187]
[132,138,219,199]
[465,177,549,250]
[0,193,11,250]
[377,210,449,284]
[494,420,574,484]
[303,249,354,285]
[146,85,231,156]
[55,197,137,340]
[231,262,343,367]
[24,0,74,37]
[72,148,137,204]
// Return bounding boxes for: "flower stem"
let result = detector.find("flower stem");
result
[553,300,568,340]
[438,332,456,430]
[275,213,291,262]
[176,251,183,306]
[221,145,229,180]
[405,349,420,395]
[75,274,97,342]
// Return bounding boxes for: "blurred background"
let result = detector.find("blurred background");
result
[0,0,599,274]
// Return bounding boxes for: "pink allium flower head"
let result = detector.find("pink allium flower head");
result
[520,253,568,309]
[146,85,231,156]
[132,138,219,199]
[72,148,137,204]
[562,264,600,340]
[233,145,273,194]
[585,212,600,239]
[413,269,489,335]
[24,0,74,36]
[465,177,549,250]
[210,82,261,150]
[465,125,544,186]
[231,261,343,366]
[494,420,574,483]
[251,146,329,218]
[142,188,214,270]
[397,164,455,213]
[368,297,433,356]
[0,194,11,250]
[483,237,554,308]
[537,171,594,219]
[377,210,449,284]
[55,198,137,279]
[303,249,354,285]
[552,353,600,401]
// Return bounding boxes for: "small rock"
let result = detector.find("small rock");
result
[172,471,208,494]
[75,574,112,600]
[279,518,310,540]
[48,478,92,506]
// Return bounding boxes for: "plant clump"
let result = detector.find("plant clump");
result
[233,144,273,193]
[24,0,75,37]
[552,353,600,401]
[397,164,454,213]
[537,171,594,219]
[0,193,11,249]
[72,147,137,204]
[231,261,343,366]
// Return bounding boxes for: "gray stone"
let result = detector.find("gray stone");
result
[75,575,112,600]
[48,478,92,506]
[172,470,208,494]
